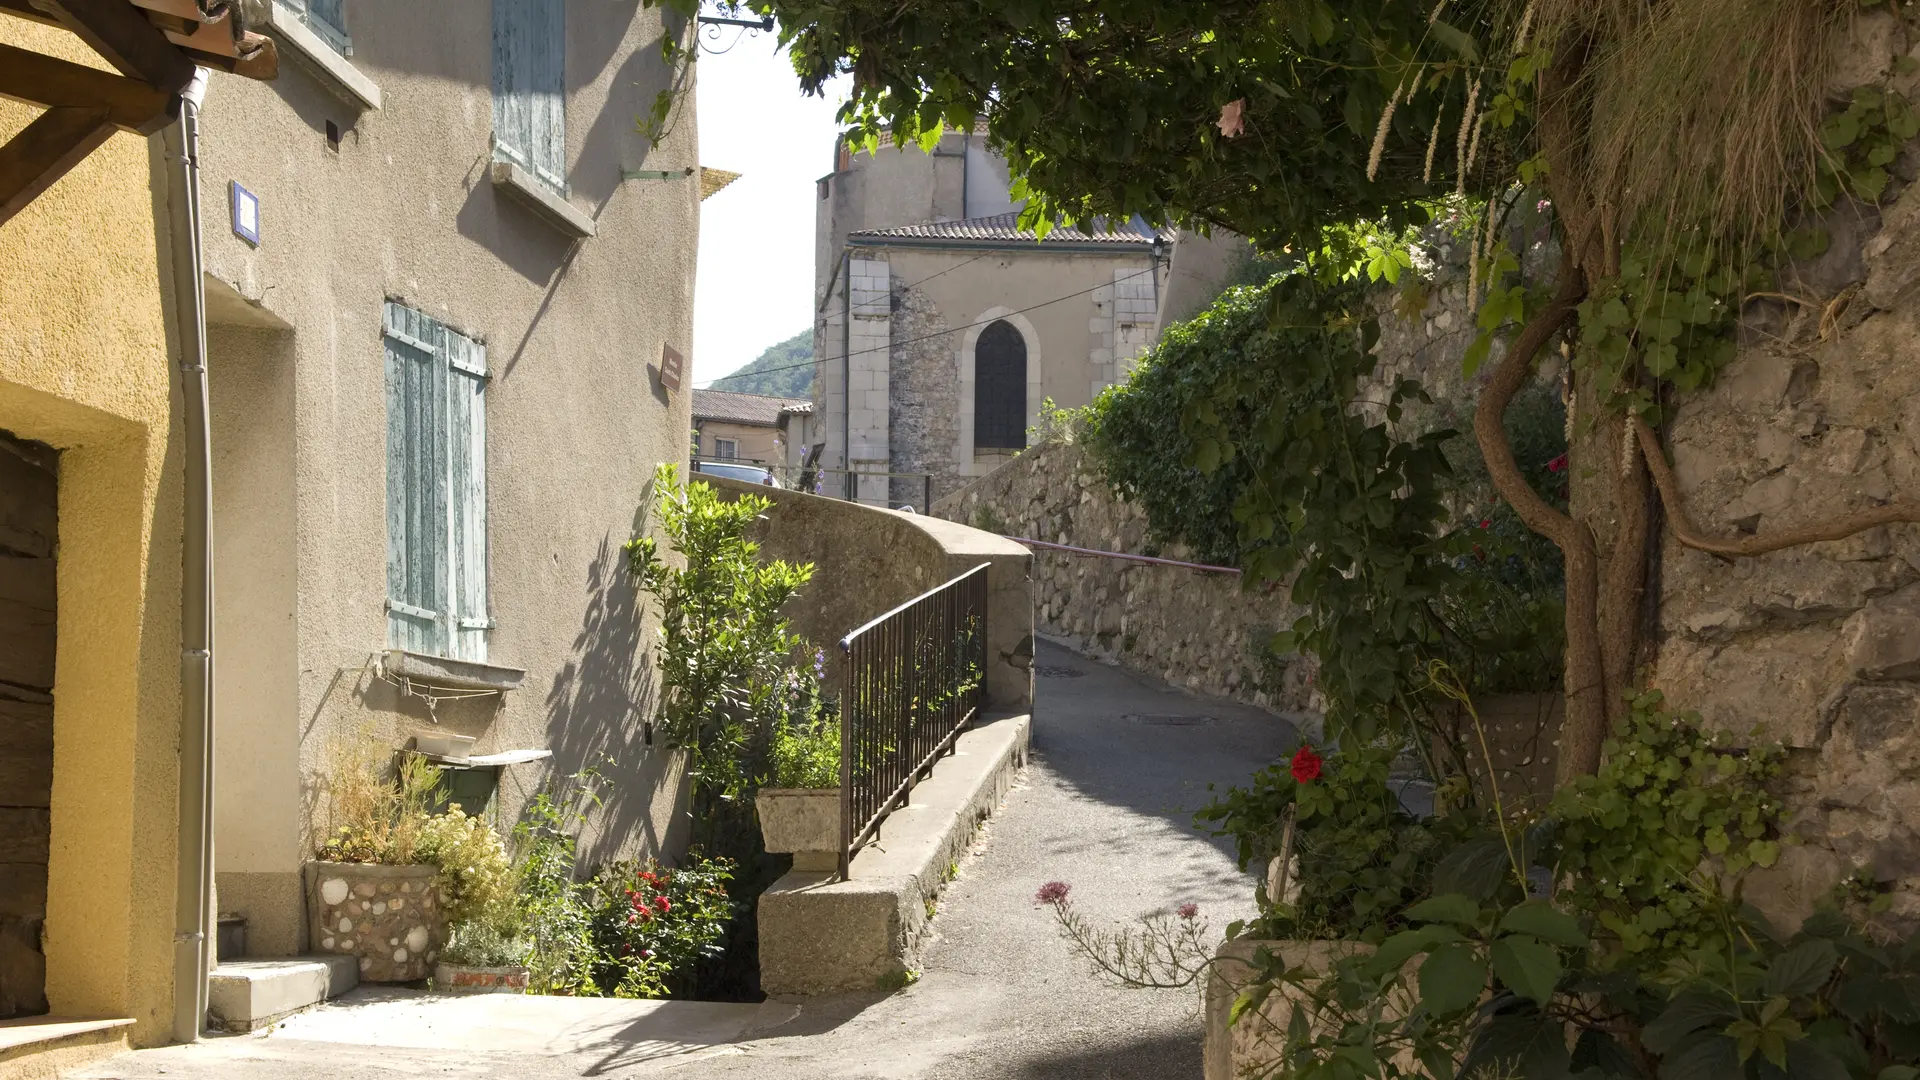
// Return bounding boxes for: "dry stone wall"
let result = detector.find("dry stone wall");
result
[934,439,1317,715]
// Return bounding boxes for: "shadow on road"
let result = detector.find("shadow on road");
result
[1002,1029,1203,1080]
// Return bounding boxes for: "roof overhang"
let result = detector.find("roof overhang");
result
[845,234,1158,256]
[0,0,278,227]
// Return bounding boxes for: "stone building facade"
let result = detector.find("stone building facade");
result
[812,134,1167,507]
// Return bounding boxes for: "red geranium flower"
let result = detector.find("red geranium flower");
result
[655,896,671,914]
[1478,518,1492,529]
[1291,744,1323,784]
[1546,453,1569,473]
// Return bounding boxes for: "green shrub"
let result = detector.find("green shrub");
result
[1198,743,1469,942]
[439,919,528,968]
[583,856,737,998]
[1549,691,1784,957]
[626,465,817,848]
[416,806,517,928]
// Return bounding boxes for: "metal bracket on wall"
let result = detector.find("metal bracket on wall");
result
[621,166,695,182]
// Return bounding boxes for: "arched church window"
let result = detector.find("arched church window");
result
[974,320,1027,450]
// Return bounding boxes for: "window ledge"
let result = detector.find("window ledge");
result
[491,161,595,238]
[266,6,381,111]
[382,649,525,693]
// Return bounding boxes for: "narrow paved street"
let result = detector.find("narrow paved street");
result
[76,640,1296,1079]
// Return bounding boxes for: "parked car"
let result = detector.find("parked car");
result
[693,459,776,486]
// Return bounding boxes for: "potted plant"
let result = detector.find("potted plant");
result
[434,918,531,994]
[307,735,454,982]
[756,692,841,872]
[418,805,524,992]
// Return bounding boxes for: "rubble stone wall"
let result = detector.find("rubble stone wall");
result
[933,439,1317,715]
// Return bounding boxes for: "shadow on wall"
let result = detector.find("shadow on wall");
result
[542,532,683,870]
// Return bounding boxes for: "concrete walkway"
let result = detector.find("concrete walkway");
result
[74,640,1296,1079]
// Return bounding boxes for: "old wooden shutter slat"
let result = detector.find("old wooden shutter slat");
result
[447,330,489,663]
[492,0,531,172]
[385,302,450,656]
[531,0,566,191]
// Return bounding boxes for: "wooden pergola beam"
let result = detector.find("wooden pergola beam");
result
[27,0,192,96]
[0,105,115,226]
[0,42,174,133]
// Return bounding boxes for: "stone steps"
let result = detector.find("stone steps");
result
[207,957,358,1033]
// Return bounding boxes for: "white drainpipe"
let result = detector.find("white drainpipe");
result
[161,67,215,1044]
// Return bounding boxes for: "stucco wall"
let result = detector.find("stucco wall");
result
[695,420,780,464]
[192,1,699,951]
[0,22,184,1044]
[704,477,1034,714]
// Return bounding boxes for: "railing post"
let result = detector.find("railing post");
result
[839,635,854,881]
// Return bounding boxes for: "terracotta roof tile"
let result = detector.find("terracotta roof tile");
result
[849,212,1166,246]
[692,389,812,426]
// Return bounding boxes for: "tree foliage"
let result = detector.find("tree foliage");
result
[666,0,1920,784]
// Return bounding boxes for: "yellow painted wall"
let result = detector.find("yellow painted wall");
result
[0,21,183,1046]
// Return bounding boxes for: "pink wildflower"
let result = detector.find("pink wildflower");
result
[1035,881,1072,905]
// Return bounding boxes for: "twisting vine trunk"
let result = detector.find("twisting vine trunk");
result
[1472,250,1610,781]
[1599,417,1651,726]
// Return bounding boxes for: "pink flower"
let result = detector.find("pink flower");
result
[1177,902,1199,920]
[1546,453,1568,473]
[1291,745,1323,784]
[1217,98,1246,139]
[1035,881,1072,905]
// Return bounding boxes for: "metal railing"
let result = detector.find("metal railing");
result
[837,563,990,878]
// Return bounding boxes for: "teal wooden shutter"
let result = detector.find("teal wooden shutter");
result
[446,330,490,664]
[493,0,566,192]
[385,303,449,656]
[385,304,489,661]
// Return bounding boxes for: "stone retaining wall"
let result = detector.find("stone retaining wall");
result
[933,440,1316,716]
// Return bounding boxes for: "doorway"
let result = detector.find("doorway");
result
[0,428,56,1018]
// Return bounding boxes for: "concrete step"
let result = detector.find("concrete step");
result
[207,956,358,1032]
[758,711,1031,995]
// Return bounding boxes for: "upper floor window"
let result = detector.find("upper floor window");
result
[385,303,491,663]
[974,320,1027,450]
[276,0,350,55]
[492,0,567,194]
[714,437,739,460]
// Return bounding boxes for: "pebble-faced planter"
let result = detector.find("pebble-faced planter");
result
[755,788,841,872]
[433,961,531,994]
[305,861,445,982]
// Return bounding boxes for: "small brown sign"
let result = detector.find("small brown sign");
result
[660,344,685,393]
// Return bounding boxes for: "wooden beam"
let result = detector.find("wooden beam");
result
[0,104,115,227]
[0,42,173,133]
[29,0,192,95]
[0,0,60,27]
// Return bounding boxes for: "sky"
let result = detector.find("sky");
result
[691,24,848,388]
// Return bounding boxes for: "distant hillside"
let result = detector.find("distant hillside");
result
[708,329,813,398]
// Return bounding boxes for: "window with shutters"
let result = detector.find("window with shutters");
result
[492,0,566,193]
[275,0,350,55]
[973,320,1028,450]
[385,303,490,663]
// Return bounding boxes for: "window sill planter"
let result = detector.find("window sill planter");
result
[433,962,530,994]
[304,862,444,983]
[490,161,595,238]
[754,788,841,872]
[265,4,381,110]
